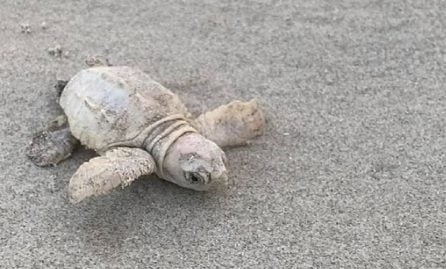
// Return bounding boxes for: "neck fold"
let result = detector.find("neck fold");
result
[143,116,196,178]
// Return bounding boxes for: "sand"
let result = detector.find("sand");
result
[1,0,445,268]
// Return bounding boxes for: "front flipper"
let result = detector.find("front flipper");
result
[193,99,266,147]
[68,147,155,204]
[26,115,79,166]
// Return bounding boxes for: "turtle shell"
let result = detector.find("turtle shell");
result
[60,66,190,152]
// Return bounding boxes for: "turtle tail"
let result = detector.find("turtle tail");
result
[55,80,69,97]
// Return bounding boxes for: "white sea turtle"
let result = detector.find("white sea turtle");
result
[27,66,265,203]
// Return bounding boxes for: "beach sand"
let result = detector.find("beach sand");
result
[1,1,445,267]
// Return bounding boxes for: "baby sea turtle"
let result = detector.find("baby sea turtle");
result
[27,66,265,203]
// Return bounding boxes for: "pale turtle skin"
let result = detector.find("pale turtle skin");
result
[27,66,265,203]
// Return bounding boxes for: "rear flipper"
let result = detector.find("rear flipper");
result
[68,147,156,204]
[26,115,79,166]
[55,80,69,97]
[193,99,266,147]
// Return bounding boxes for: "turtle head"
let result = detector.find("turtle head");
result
[163,133,228,191]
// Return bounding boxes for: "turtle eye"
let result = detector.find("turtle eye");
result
[190,174,200,182]
[185,172,208,184]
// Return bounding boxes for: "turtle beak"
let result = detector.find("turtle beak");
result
[210,168,228,187]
